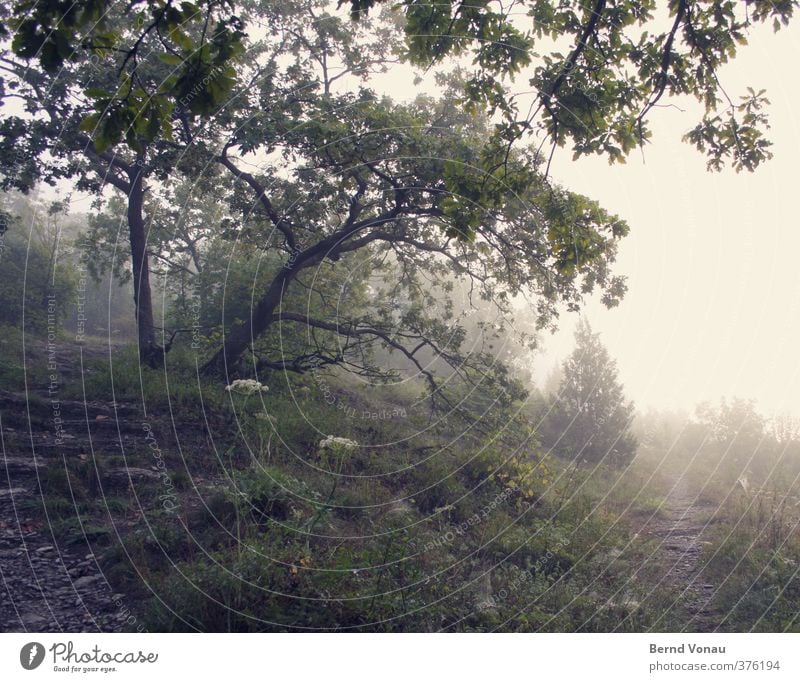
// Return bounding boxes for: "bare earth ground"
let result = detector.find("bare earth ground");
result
[0,341,133,632]
[628,479,724,632]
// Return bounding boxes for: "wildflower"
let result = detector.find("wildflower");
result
[224,379,269,395]
[319,435,359,450]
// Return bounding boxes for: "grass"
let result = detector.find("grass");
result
[698,481,800,631]
[3,333,757,632]
[130,391,679,631]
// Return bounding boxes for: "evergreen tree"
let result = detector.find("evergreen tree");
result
[547,319,637,466]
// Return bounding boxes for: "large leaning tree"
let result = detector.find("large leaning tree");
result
[200,83,629,382]
[1,0,795,376]
[69,62,629,407]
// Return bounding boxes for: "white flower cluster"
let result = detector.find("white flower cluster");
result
[319,435,359,451]
[224,379,269,395]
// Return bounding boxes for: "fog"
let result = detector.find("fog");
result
[527,22,800,417]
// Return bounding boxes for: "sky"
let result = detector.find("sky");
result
[529,21,800,418]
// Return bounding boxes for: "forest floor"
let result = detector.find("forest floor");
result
[0,339,133,631]
[1,336,733,632]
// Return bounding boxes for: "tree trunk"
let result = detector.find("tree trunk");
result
[202,265,295,376]
[201,204,389,376]
[127,161,159,366]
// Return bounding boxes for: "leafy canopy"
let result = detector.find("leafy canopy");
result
[3,0,245,153]
[347,0,796,173]
[4,0,794,172]
[6,0,797,171]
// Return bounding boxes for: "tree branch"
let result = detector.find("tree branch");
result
[637,0,689,132]
[217,153,298,252]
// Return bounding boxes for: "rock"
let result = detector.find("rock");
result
[19,613,49,627]
[102,467,160,490]
[0,488,28,499]
[73,575,100,589]
[1,457,47,473]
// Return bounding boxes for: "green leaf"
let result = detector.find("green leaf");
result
[78,113,101,133]
[157,52,185,66]
[85,87,111,99]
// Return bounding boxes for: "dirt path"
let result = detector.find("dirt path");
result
[632,479,723,631]
[0,342,132,632]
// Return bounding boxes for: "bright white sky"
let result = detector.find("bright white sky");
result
[535,21,800,418]
[376,17,800,418]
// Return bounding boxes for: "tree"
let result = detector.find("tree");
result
[0,1,401,366]
[0,193,78,331]
[696,397,766,467]
[5,0,793,381]
[19,0,625,392]
[349,0,794,173]
[0,0,628,401]
[545,318,637,466]
[196,84,628,393]
[771,413,800,446]
[0,5,203,363]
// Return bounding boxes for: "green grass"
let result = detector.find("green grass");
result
[6,334,715,632]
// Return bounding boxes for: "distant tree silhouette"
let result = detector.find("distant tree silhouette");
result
[546,319,637,466]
